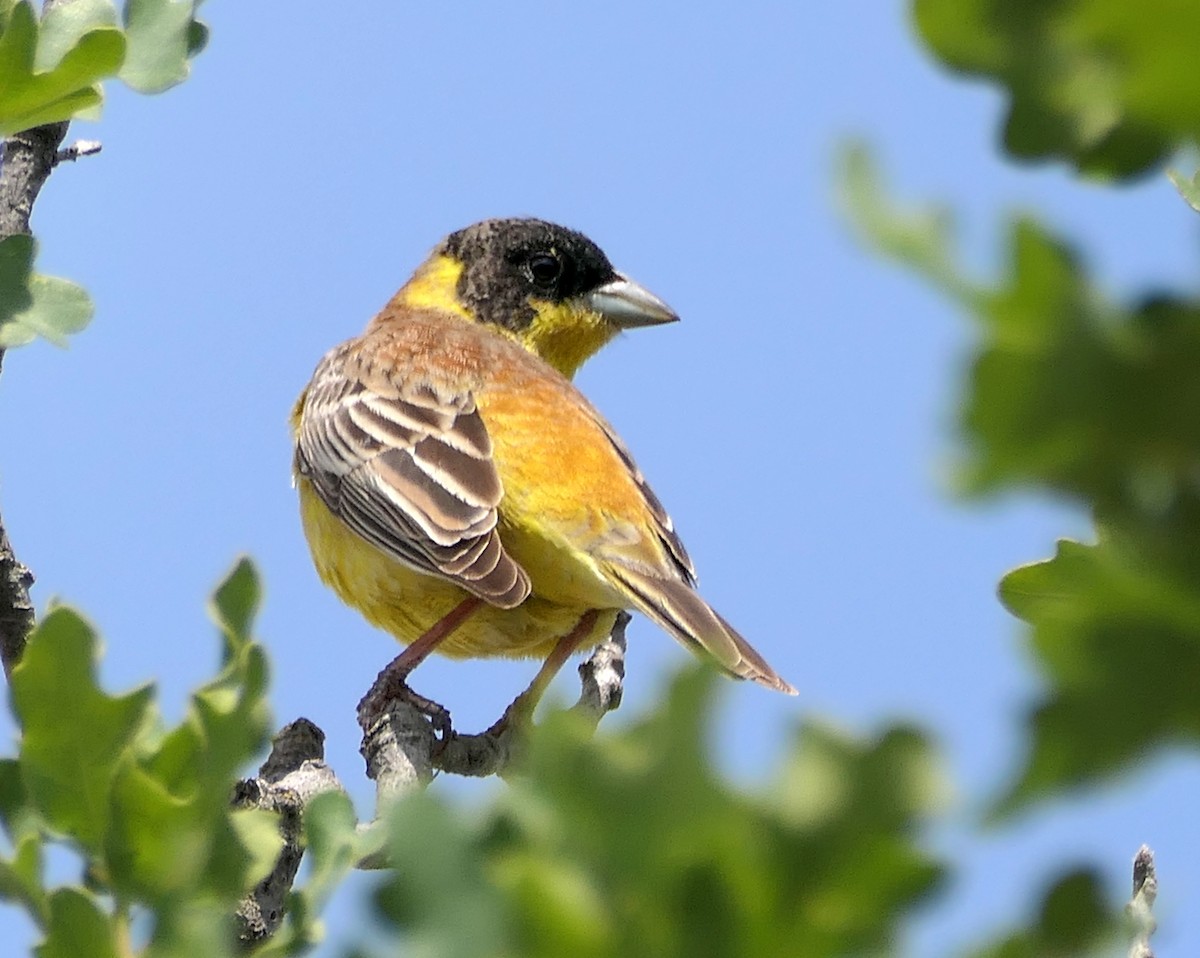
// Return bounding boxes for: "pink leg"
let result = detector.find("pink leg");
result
[357,596,484,735]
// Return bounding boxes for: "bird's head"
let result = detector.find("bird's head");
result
[397,218,678,378]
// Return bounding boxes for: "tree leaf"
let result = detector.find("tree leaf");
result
[848,152,1200,813]
[1166,167,1200,214]
[838,141,979,307]
[10,609,153,851]
[0,235,93,348]
[34,887,119,958]
[912,0,1199,178]
[0,832,47,927]
[271,791,368,954]
[993,535,1200,816]
[963,868,1120,957]
[120,0,200,94]
[35,0,118,71]
[368,667,946,958]
[209,556,261,658]
[0,1,124,136]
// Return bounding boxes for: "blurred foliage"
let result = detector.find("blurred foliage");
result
[2,0,1191,955]
[962,869,1120,958]
[0,561,278,958]
[842,143,1200,814]
[0,564,1131,958]
[912,0,1200,179]
[363,669,947,958]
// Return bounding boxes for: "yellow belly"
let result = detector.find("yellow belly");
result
[297,477,623,659]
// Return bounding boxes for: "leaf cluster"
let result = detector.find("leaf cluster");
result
[834,0,1200,914]
[0,561,279,958]
[0,0,207,350]
[913,0,1200,179]
[360,669,946,958]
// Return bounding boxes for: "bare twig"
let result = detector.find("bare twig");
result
[570,611,628,727]
[1127,844,1157,958]
[0,115,68,677]
[55,139,102,164]
[232,719,343,948]
[249,632,628,899]
[362,628,628,802]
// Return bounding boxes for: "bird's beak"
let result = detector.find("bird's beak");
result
[584,274,679,328]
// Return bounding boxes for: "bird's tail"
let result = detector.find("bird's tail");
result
[603,565,796,695]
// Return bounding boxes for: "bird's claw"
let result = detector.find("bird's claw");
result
[357,674,454,745]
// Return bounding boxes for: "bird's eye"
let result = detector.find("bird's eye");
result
[527,252,562,287]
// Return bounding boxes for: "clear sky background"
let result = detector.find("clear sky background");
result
[3,2,1198,954]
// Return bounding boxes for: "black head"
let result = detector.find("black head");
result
[438,218,619,332]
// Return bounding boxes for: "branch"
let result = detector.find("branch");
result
[231,719,343,947]
[237,627,628,936]
[0,141,58,677]
[0,0,95,677]
[1127,844,1157,958]
[0,125,68,678]
[362,612,629,793]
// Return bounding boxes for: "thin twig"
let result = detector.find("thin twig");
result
[55,139,102,164]
[1127,844,1157,958]
[247,631,628,901]
[232,719,343,948]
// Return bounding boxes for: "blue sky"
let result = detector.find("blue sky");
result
[3,2,1199,954]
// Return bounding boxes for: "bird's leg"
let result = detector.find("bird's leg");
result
[487,609,602,736]
[357,596,484,738]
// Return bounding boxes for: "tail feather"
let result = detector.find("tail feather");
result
[605,565,797,695]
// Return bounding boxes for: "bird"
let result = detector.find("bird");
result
[291,218,796,733]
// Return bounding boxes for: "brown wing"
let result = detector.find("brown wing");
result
[295,341,530,608]
[571,400,795,694]
[595,417,697,586]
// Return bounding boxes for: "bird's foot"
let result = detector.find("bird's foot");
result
[357,671,453,744]
[482,691,536,740]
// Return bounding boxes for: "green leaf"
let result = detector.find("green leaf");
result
[209,556,261,658]
[104,760,206,898]
[377,793,518,958]
[35,0,118,72]
[852,169,1200,510]
[272,791,361,953]
[994,535,1200,816]
[0,832,48,927]
[298,791,359,912]
[837,141,979,307]
[227,805,285,891]
[185,17,207,56]
[964,868,1120,957]
[0,0,19,31]
[0,235,93,348]
[1167,167,1200,214]
[0,757,38,842]
[912,0,1199,178]
[121,0,200,93]
[105,562,272,903]
[34,887,119,958]
[11,608,153,851]
[848,153,1200,810]
[368,667,945,958]
[0,1,124,135]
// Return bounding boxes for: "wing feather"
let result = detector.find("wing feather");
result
[296,342,530,608]
[594,416,696,585]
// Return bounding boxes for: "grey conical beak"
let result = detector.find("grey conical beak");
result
[584,274,679,328]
